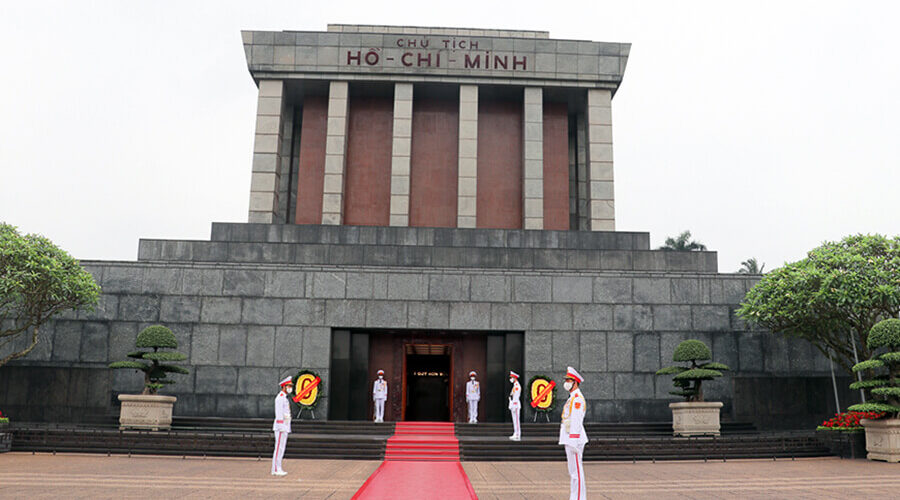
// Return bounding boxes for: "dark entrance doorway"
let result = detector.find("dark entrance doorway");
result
[403,344,451,421]
[329,329,523,422]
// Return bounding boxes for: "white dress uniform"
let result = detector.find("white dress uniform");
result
[466,371,480,423]
[559,367,588,500]
[373,370,388,422]
[508,371,521,440]
[271,377,293,476]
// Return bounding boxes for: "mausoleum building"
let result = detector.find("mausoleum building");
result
[0,25,850,429]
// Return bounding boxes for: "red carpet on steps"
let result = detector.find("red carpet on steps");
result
[352,422,477,500]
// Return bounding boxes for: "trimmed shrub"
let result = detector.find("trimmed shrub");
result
[847,318,900,417]
[656,339,729,402]
[109,325,188,395]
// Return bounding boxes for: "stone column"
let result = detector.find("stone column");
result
[575,112,589,231]
[389,83,413,226]
[586,89,615,231]
[522,87,543,230]
[456,85,478,228]
[321,81,349,225]
[248,80,285,223]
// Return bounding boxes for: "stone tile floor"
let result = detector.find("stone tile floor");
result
[0,453,897,499]
[463,457,900,499]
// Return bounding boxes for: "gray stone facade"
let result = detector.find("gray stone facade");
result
[0,224,846,428]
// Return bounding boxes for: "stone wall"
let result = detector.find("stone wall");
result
[0,224,846,428]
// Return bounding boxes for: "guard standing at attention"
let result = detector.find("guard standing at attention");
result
[373,369,388,422]
[466,370,481,423]
[508,371,521,440]
[559,367,588,500]
[271,376,293,476]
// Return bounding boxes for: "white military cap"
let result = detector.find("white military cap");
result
[377,369,385,375]
[565,366,584,384]
[509,371,519,379]
[279,376,293,387]
[468,371,477,377]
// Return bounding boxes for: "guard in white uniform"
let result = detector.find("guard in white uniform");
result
[271,376,293,476]
[372,369,388,422]
[559,367,588,500]
[466,370,481,423]
[508,371,521,440]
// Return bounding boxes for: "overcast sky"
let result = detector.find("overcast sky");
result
[1,1,898,273]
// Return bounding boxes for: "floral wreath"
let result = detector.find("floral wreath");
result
[527,374,558,413]
[292,369,323,410]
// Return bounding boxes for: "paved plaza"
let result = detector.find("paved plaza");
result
[0,453,897,499]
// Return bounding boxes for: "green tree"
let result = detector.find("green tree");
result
[0,223,100,368]
[737,234,900,374]
[656,339,730,402]
[738,257,765,274]
[109,325,189,395]
[659,230,707,251]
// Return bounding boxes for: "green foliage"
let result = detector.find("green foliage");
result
[738,257,765,275]
[142,352,187,362]
[657,339,728,402]
[659,231,707,251]
[880,352,900,363]
[849,378,888,390]
[136,325,178,349]
[737,234,900,375]
[109,325,188,395]
[673,339,712,362]
[872,387,900,398]
[0,223,100,368]
[868,318,900,350]
[674,368,724,381]
[852,359,885,372]
[848,402,900,413]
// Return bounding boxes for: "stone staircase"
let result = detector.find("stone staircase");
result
[384,422,459,461]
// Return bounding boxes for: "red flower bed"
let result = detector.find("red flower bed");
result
[819,410,885,430]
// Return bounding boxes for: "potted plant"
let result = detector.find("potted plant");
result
[656,339,730,436]
[847,318,900,462]
[816,410,882,459]
[109,325,188,430]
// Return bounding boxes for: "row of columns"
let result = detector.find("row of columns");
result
[248,80,616,231]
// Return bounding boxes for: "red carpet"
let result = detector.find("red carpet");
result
[352,422,477,499]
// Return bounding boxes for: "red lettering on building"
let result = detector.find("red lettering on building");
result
[494,55,508,70]
[401,52,414,66]
[417,52,432,67]
[464,54,481,69]
[512,56,527,70]
[347,50,361,65]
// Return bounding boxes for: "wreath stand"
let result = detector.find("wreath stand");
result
[532,411,551,423]
[296,405,317,420]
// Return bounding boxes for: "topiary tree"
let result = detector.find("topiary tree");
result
[847,318,900,418]
[656,339,730,402]
[109,325,188,395]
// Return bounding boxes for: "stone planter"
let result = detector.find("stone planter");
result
[817,430,867,459]
[861,418,900,463]
[118,394,177,430]
[670,401,723,436]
